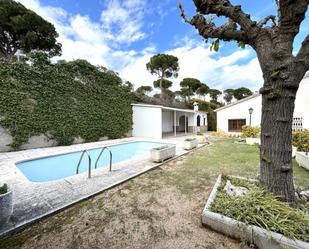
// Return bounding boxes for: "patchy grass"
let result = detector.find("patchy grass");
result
[211,177,309,242]
[0,138,308,249]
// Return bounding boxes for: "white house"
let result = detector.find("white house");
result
[215,74,309,133]
[132,103,207,139]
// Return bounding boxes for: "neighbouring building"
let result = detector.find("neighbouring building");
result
[215,74,309,133]
[132,103,207,139]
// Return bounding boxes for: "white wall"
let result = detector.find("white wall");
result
[294,76,309,129]
[162,110,173,133]
[132,106,162,138]
[217,95,262,133]
[216,76,309,133]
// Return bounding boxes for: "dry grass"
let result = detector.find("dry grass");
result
[0,138,308,249]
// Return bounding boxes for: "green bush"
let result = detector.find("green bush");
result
[153,145,169,150]
[196,131,204,136]
[0,184,8,195]
[0,55,134,149]
[293,130,309,152]
[241,125,260,138]
[185,138,196,142]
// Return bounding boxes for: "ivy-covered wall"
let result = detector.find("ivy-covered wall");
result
[0,55,133,151]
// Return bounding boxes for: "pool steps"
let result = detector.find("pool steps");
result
[76,147,113,178]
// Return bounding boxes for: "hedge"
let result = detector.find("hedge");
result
[0,54,133,149]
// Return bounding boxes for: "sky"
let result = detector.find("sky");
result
[16,0,309,93]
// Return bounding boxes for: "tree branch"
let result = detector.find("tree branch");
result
[192,0,257,34]
[296,34,309,70]
[257,15,277,28]
[279,0,309,38]
[179,4,249,43]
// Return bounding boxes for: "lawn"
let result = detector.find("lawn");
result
[0,138,308,249]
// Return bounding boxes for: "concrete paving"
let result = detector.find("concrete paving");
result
[0,136,202,237]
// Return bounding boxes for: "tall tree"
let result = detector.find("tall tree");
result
[123,81,134,91]
[233,87,253,100]
[176,87,194,102]
[136,85,153,96]
[196,83,210,100]
[180,0,309,203]
[223,89,234,104]
[180,77,203,92]
[0,0,62,58]
[179,77,203,101]
[146,54,179,99]
[153,79,173,90]
[208,89,222,104]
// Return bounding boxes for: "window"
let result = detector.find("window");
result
[228,119,246,132]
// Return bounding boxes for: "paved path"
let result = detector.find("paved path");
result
[0,136,202,237]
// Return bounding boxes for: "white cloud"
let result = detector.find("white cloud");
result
[120,41,263,92]
[100,0,146,43]
[16,0,263,93]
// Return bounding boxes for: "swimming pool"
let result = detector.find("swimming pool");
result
[16,141,166,183]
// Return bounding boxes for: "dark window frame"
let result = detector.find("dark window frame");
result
[228,119,246,132]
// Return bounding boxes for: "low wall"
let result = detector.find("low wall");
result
[0,127,132,153]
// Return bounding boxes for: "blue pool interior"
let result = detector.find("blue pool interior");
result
[16,141,167,183]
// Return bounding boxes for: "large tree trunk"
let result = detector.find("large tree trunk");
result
[160,75,163,99]
[259,71,300,204]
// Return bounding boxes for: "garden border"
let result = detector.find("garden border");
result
[202,175,309,249]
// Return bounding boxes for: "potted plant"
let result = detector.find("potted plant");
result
[294,131,309,170]
[151,144,176,163]
[196,131,206,144]
[0,183,13,225]
[183,138,198,150]
[241,126,260,145]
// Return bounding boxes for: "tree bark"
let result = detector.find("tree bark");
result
[180,0,309,204]
[160,75,163,99]
[259,70,302,204]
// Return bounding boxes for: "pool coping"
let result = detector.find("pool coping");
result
[0,137,209,238]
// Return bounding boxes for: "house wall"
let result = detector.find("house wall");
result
[216,95,262,133]
[294,76,309,129]
[216,76,309,133]
[162,110,174,133]
[132,106,162,138]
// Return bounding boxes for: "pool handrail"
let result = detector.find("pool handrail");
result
[95,147,113,172]
[76,149,92,178]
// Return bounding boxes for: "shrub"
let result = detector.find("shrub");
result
[0,184,8,195]
[185,138,196,142]
[241,125,260,138]
[153,145,169,150]
[292,130,309,152]
[211,177,309,242]
[196,131,204,136]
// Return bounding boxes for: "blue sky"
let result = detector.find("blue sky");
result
[17,0,309,93]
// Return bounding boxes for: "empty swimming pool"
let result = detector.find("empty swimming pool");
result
[16,141,166,183]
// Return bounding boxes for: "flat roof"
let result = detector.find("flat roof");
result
[132,103,207,114]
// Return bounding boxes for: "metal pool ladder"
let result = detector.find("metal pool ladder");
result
[76,150,92,178]
[95,147,113,172]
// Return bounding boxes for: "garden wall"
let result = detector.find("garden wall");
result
[0,56,133,152]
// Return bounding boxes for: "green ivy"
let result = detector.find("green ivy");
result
[0,55,133,149]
